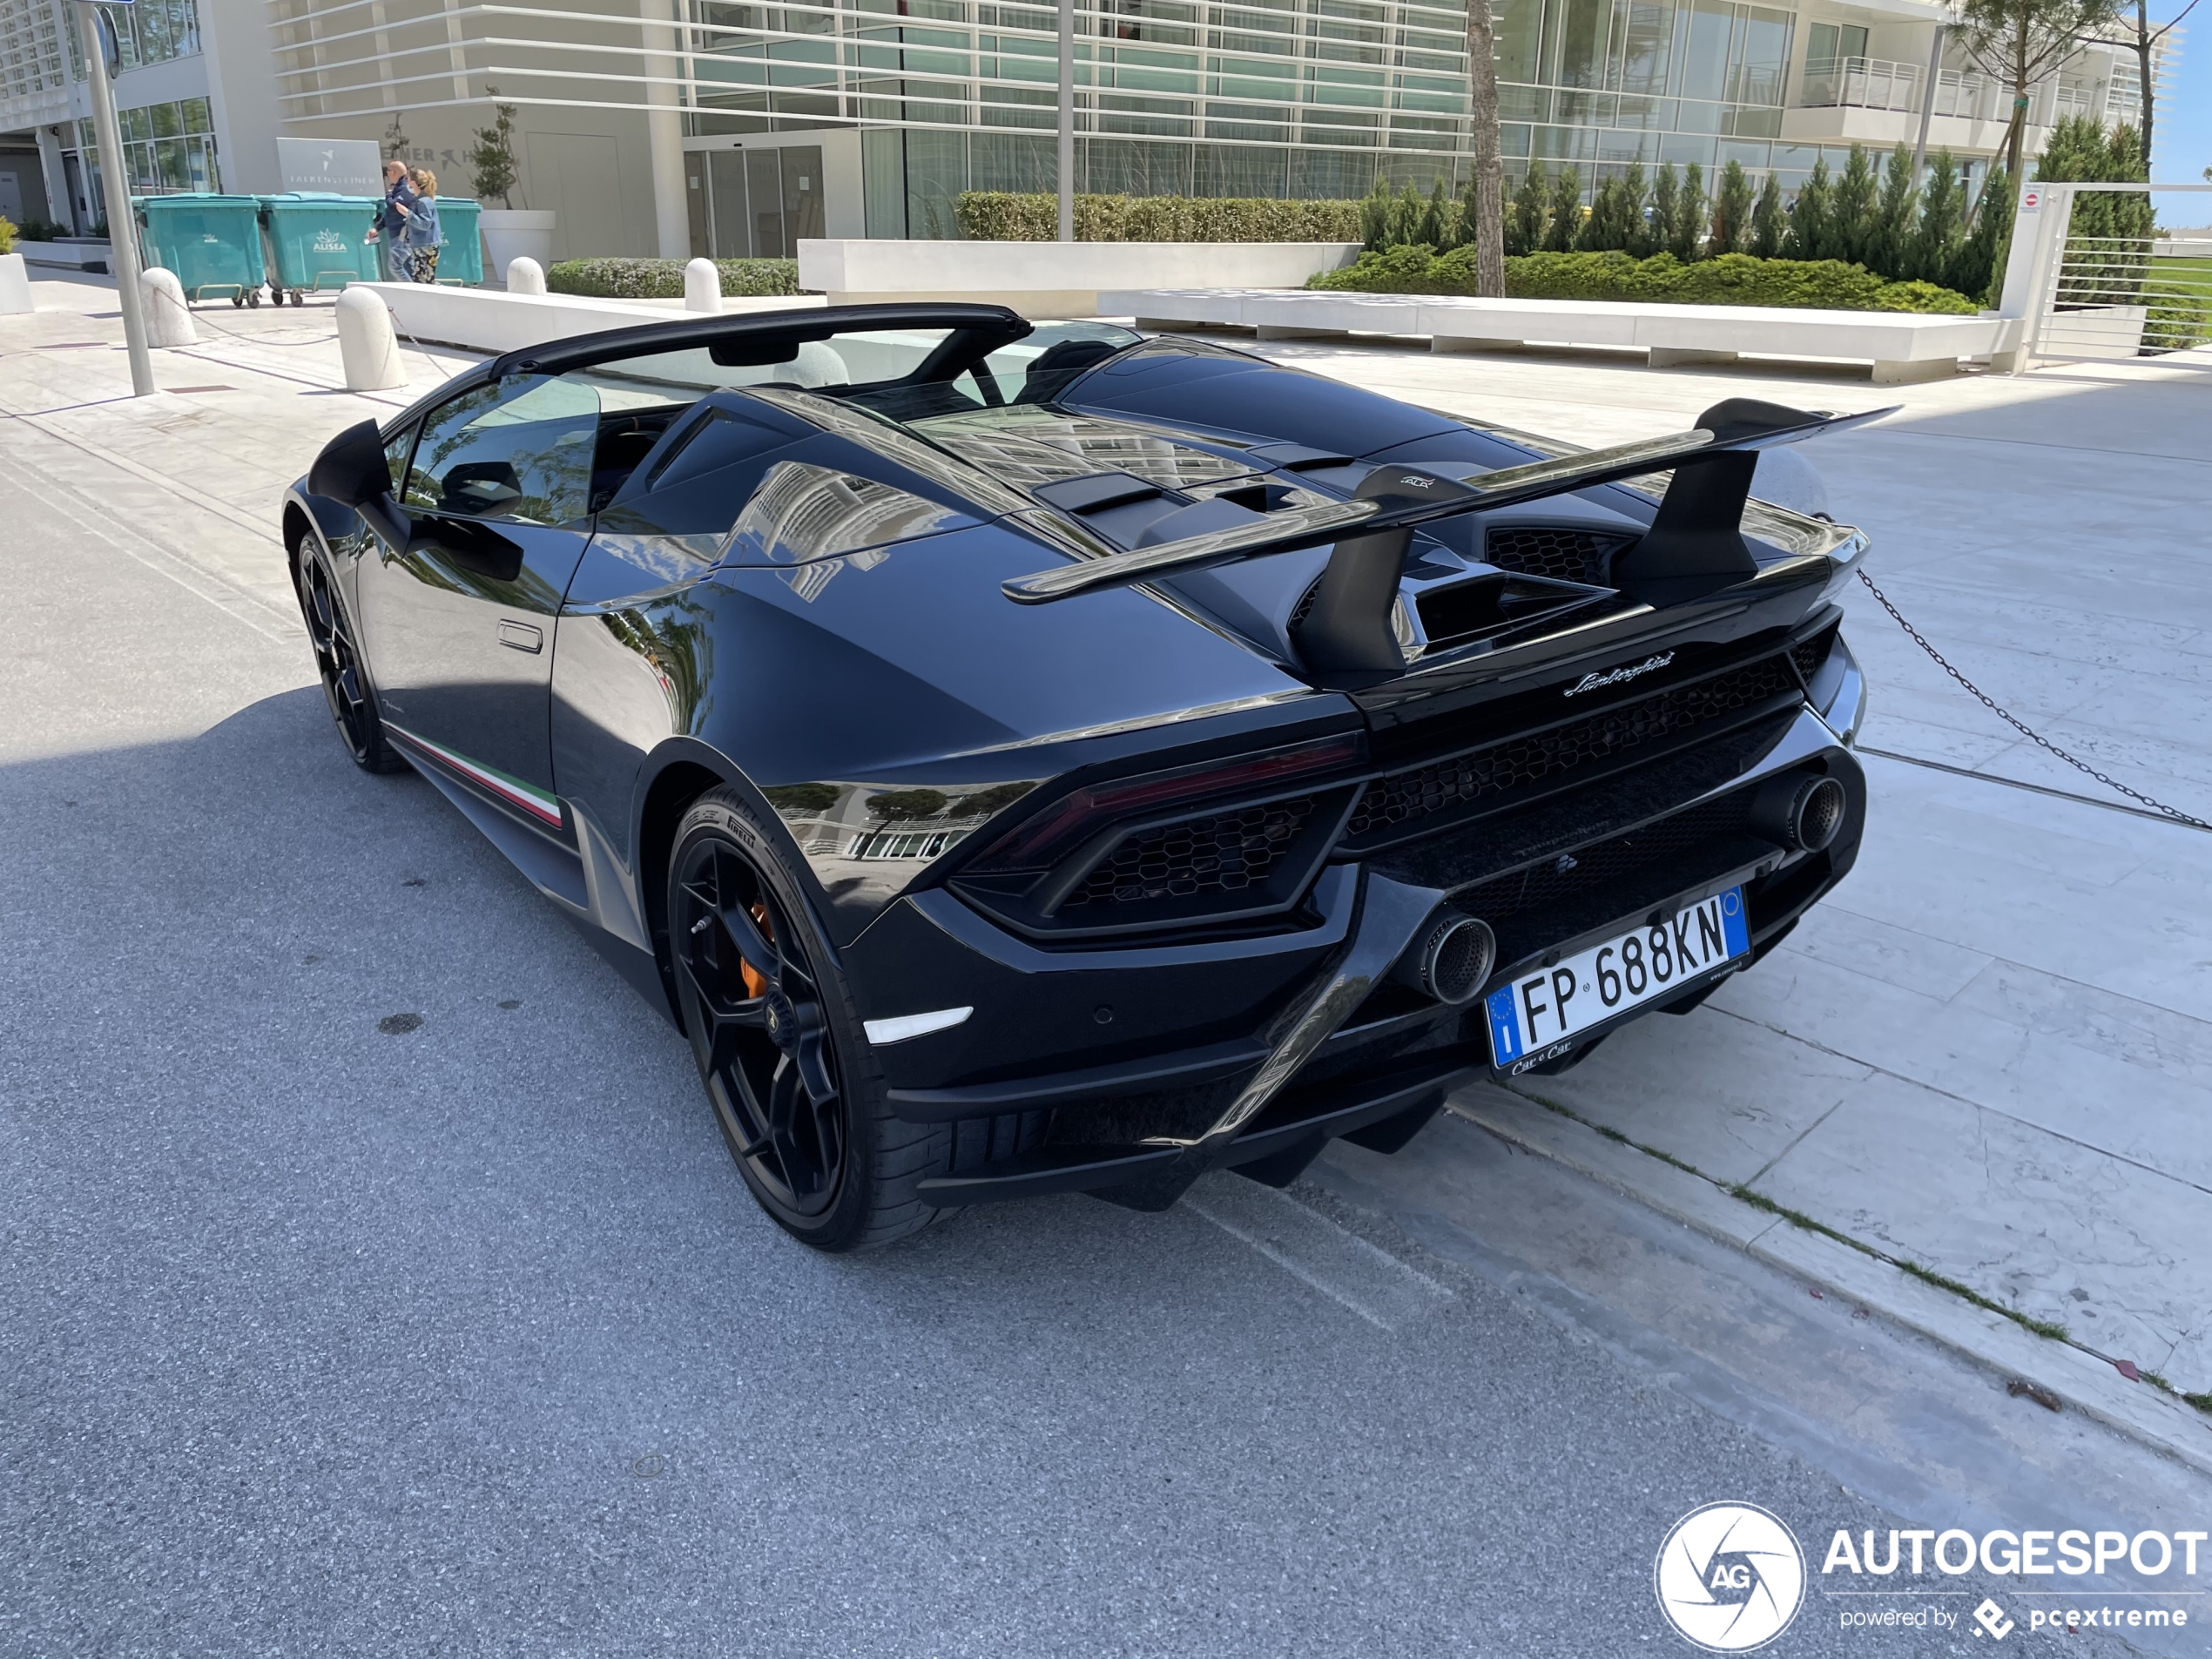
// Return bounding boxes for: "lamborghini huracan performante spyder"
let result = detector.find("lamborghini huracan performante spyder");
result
[285,303,1877,1250]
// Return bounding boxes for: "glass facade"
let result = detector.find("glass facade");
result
[676,0,1894,233]
[70,97,223,210]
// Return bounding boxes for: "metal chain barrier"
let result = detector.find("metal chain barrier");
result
[1856,568,2210,833]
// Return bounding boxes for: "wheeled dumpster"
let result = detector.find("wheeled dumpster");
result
[259,193,381,304]
[429,197,482,286]
[134,193,267,305]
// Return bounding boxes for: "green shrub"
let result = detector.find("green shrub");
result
[0,215,15,257]
[14,217,71,243]
[1310,246,1979,314]
[952,191,1361,243]
[546,257,801,299]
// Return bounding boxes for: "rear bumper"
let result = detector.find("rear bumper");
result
[874,703,1862,1211]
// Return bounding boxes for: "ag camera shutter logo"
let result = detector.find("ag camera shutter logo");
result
[1655,1502,1806,1652]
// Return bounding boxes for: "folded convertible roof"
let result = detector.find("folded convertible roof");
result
[489,301,1034,380]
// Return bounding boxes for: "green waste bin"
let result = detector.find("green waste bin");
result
[134,193,267,307]
[430,198,482,286]
[258,193,381,305]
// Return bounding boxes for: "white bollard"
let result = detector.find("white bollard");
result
[506,255,547,295]
[684,256,723,313]
[0,250,34,315]
[140,267,199,347]
[335,287,407,392]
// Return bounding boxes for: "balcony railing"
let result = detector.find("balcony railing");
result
[1797,55,2003,122]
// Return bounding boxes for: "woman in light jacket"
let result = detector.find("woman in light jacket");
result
[401,168,444,284]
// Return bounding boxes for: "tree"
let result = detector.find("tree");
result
[1907,151,1965,283]
[1710,158,1754,253]
[381,111,410,163]
[1584,174,1638,251]
[1669,162,1707,260]
[1462,0,1508,293]
[1831,144,1878,264]
[1650,163,1681,258]
[1750,172,1785,257]
[1360,177,1393,250]
[1953,163,2013,300]
[1956,0,2124,183]
[1544,166,1582,252]
[468,91,521,208]
[2037,115,2155,306]
[2120,0,2198,166]
[1620,163,1655,255]
[1419,179,1451,248]
[1785,158,1833,260]
[1869,146,1917,277]
[1507,165,1548,255]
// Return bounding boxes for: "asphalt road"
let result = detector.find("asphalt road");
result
[1,438,2031,1657]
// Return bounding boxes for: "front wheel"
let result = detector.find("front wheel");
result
[666,788,1038,1251]
[295,537,405,774]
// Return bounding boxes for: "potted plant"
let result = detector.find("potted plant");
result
[469,91,554,283]
[0,214,33,314]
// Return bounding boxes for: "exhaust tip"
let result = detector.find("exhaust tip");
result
[1753,773,1849,853]
[1394,911,1496,1007]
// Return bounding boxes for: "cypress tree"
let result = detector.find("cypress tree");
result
[1908,151,1964,286]
[1508,165,1548,256]
[1394,181,1424,247]
[1621,163,1654,255]
[1831,144,1878,264]
[1360,178,1393,250]
[1711,159,1754,254]
[1544,165,1583,252]
[1786,158,1833,260]
[1750,172,1785,259]
[1669,162,1707,261]
[1417,179,1449,249]
[1952,162,2012,302]
[1870,146,1917,280]
[1651,163,1681,257]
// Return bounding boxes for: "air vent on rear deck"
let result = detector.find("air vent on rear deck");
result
[1484,525,1632,585]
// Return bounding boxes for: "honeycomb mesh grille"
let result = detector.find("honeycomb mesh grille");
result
[1484,526,1632,584]
[1791,623,1838,685]
[1346,655,1800,840]
[1061,798,1317,910]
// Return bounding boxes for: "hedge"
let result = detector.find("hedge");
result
[546,257,801,299]
[954,192,1361,243]
[1312,246,1979,314]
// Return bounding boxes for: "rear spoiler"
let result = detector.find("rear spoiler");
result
[1002,398,1892,671]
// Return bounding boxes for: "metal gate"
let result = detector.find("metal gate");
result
[2004,181,2212,374]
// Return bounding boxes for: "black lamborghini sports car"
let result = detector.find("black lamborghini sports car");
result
[286,303,1875,1250]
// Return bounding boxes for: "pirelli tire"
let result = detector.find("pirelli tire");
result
[666,786,1041,1251]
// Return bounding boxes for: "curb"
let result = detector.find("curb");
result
[1447,1081,2212,1480]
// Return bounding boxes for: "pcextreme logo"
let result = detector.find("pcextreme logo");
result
[1655,1503,1807,1652]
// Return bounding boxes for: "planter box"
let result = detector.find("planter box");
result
[19,239,111,273]
[796,239,1361,318]
[479,210,555,285]
[2040,304,2148,360]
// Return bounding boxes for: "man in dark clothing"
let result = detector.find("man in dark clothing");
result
[367,159,417,282]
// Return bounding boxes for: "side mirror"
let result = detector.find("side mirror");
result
[309,419,393,508]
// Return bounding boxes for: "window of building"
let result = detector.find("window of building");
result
[73,97,221,199]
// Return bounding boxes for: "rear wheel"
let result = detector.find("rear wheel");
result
[296,537,404,774]
[667,788,1037,1251]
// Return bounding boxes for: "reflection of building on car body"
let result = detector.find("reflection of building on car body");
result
[282,303,1878,1251]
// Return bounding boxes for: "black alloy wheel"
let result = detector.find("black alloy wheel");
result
[297,542,404,774]
[671,826,851,1228]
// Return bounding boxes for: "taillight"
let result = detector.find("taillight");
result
[965,732,1363,874]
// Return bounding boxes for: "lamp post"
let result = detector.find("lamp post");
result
[1057,0,1075,242]
[71,0,155,396]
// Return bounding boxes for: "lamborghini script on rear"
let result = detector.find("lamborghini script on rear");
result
[285,305,1874,1250]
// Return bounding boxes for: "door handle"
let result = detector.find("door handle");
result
[498,620,543,653]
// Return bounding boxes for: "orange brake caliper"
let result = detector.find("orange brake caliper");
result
[739,901,773,1000]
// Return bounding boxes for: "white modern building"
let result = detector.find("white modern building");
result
[0,0,2178,255]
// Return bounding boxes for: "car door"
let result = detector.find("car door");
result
[358,373,604,832]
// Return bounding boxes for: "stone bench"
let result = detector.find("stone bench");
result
[1098,287,2020,383]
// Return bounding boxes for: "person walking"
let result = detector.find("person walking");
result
[401,169,443,284]
[366,158,415,282]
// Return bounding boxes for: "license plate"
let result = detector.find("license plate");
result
[1485,887,1750,1069]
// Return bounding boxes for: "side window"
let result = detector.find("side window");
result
[401,374,603,526]
[382,421,418,496]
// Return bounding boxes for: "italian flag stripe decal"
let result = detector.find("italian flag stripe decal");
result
[388,725,565,829]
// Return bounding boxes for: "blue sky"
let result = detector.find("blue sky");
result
[2150,10,2209,224]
